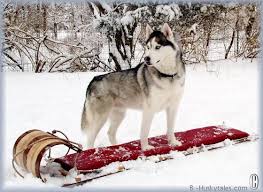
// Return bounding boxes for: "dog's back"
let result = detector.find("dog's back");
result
[81,23,185,150]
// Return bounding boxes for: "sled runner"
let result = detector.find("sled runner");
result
[12,126,257,187]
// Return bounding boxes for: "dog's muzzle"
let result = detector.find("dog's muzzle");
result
[144,56,152,65]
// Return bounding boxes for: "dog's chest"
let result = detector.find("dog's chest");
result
[147,80,184,111]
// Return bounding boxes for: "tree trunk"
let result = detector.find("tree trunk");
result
[236,19,239,55]
[109,52,122,71]
[246,17,255,39]
[42,4,47,34]
[225,28,235,59]
[54,23,58,39]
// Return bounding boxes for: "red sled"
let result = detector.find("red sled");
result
[54,126,253,187]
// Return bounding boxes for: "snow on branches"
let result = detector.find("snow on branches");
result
[2,2,260,72]
[90,2,183,70]
[155,4,182,21]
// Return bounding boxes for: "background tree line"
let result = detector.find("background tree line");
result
[2,1,260,72]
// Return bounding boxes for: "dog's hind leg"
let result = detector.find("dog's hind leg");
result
[85,113,108,148]
[108,108,126,145]
[81,97,112,148]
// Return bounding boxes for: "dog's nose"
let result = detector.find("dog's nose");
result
[144,56,151,64]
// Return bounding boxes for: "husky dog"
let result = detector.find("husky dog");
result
[81,23,185,150]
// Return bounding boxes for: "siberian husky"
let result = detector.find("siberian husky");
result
[81,23,185,150]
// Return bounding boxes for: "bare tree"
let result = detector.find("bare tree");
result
[2,2,260,72]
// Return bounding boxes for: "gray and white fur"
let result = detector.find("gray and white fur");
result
[81,23,185,150]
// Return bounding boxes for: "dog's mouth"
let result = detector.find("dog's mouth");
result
[145,60,160,66]
[145,60,161,65]
[145,61,152,66]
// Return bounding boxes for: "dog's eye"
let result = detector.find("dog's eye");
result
[155,46,161,50]
[146,46,150,50]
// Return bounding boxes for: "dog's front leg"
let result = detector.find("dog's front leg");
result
[140,109,154,151]
[166,106,182,146]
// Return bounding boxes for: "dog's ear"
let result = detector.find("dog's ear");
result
[162,23,174,40]
[145,24,153,40]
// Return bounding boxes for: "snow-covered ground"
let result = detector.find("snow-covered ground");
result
[3,58,260,189]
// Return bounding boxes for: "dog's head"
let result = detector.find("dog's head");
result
[144,23,180,69]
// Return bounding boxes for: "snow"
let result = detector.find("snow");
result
[121,14,134,26]
[90,2,101,19]
[121,6,150,26]
[189,23,198,35]
[170,4,182,19]
[100,2,112,13]
[201,5,207,13]
[3,58,259,189]
[155,4,182,21]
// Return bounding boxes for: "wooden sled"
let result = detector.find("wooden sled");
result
[12,126,257,187]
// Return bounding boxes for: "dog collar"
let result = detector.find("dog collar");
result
[157,70,178,78]
[144,63,178,78]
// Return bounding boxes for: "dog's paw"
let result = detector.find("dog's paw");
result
[169,138,182,146]
[141,144,155,151]
[109,137,117,146]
